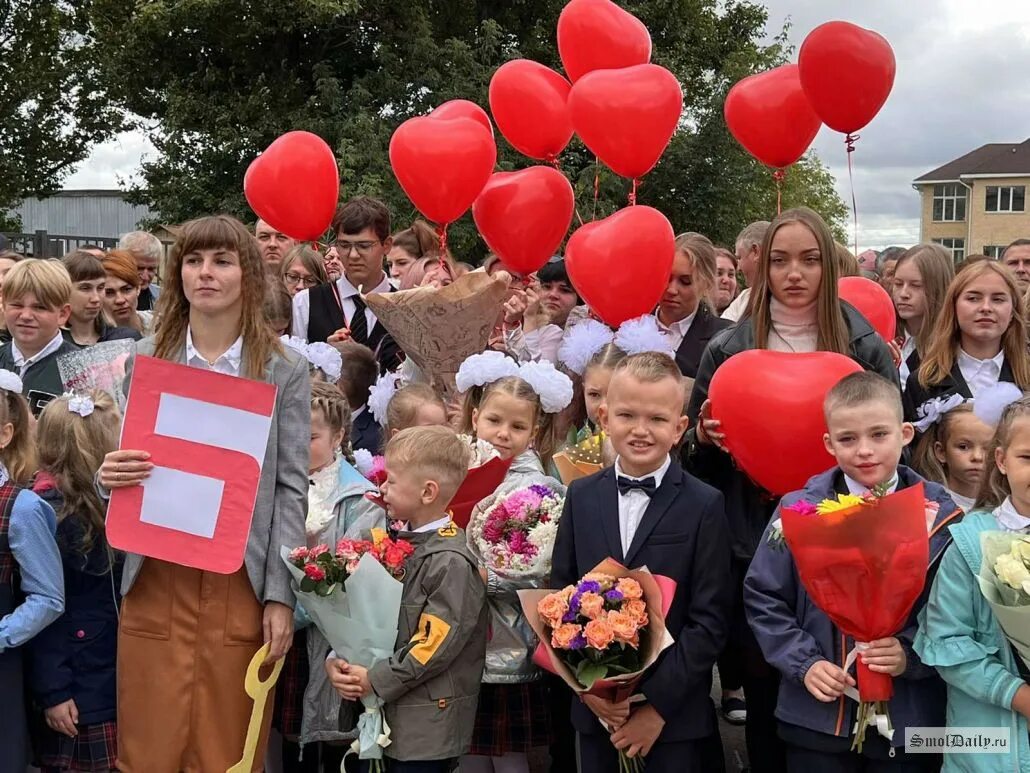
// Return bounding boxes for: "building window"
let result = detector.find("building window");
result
[932,184,967,222]
[933,238,965,262]
[985,186,1026,213]
[984,246,1005,259]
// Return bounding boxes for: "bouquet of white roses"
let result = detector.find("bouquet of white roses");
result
[977,531,1030,669]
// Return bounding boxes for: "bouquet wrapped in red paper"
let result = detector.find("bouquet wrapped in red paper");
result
[519,559,675,772]
[779,483,930,751]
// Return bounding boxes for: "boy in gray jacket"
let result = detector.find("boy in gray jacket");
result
[327,426,489,773]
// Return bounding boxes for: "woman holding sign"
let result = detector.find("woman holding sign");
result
[99,215,310,772]
[683,207,896,773]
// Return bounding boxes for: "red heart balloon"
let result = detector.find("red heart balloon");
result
[710,351,863,495]
[557,0,651,83]
[431,99,495,139]
[489,60,574,162]
[724,64,822,170]
[798,21,896,135]
[389,116,497,225]
[565,206,674,327]
[473,167,575,276]
[244,131,339,242]
[569,64,683,180]
[839,276,896,341]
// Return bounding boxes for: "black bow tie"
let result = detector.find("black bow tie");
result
[617,476,657,497]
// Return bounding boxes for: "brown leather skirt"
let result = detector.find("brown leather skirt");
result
[116,559,274,772]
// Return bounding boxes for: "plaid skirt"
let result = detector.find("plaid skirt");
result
[468,680,552,756]
[273,628,310,739]
[36,720,118,772]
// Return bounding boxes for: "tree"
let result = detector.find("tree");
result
[89,0,846,256]
[0,2,121,223]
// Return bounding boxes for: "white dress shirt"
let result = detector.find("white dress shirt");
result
[898,335,917,390]
[843,472,898,497]
[995,497,1030,532]
[11,331,66,376]
[614,455,671,556]
[655,310,696,351]
[957,348,1005,398]
[404,514,453,534]
[185,326,244,376]
[721,287,751,322]
[291,272,392,342]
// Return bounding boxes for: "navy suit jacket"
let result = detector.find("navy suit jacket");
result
[550,459,733,742]
[351,407,383,454]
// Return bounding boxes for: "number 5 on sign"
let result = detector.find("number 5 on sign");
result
[106,356,277,574]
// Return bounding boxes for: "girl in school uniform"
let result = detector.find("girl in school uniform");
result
[98,214,310,772]
[890,243,955,388]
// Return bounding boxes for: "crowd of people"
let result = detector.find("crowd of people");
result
[2,194,1030,773]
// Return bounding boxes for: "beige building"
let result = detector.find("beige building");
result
[913,139,1030,262]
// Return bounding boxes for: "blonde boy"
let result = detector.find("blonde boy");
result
[0,259,76,414]
[327,426,488,773]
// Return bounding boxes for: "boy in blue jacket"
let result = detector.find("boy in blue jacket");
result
[744,371,962,771]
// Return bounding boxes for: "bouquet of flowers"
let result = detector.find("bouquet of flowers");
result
[282,530,415,772]
[519,559,675,773]
[552,429,611,485]
[976,531,1030,671]
[779,484,931,752]
[468,481,565,579]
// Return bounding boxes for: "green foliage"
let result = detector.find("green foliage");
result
[0,2,122,217]
[89,0,847,258]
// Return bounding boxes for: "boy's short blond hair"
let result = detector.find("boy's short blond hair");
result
[612,351,683,386]
[3,259,72,309]
[824,371,903,424]
[386,426,470,502]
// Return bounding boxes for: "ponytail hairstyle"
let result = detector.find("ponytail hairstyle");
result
[0,385,35,485]
[37,391,121,557]
[311,381,355,464]
[911,403,973,485]
[918,260,1030,390]
[463,376,561,463]
[391,220,439,261]
[385,384,447,438]
[583,343,628,382]
[977,396,1030,510]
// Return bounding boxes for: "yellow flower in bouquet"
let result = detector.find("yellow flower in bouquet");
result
[815,493,866,515]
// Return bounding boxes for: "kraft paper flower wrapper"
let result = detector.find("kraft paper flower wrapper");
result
[977,531,1030,671]
[364,271,508,399]
[281,549,402,765]
[781,484,930,704]
[518,558,676,703]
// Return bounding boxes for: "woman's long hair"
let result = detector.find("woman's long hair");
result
[893,243,955,355]
[155,215,281,380]
[745,207,851,354]
[916,260,1030,390]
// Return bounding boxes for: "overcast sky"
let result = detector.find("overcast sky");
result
[65,0,1030,250]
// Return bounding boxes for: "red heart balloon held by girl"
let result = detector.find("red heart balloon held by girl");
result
[724,64,822,169]
[489,60,574,162]
[389,115,497,225]
[557,0,652,83]
[798,21,896,135]
[569,64,683,180]
[709,350,863,495]
[565,205,675,327]
[838,276,897,342]
[473,167,575,276]
[244,131,340,242]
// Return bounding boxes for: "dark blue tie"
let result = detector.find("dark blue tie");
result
[617,476,657,497]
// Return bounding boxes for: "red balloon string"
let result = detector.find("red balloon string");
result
[547,154,561,170]
[629,178,639,206]
[772,169,785,215]
[845,133,861,255]
[592,156,601,221]
[435,223,449,269]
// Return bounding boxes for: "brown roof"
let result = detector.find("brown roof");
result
[914,138,1030,182]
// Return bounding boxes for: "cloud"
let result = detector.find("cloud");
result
[762,0,1030,248]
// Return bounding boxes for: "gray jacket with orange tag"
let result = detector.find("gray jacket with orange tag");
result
[368,525,488,761]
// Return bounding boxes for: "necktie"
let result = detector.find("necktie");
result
[348,293,369,346]
[617,476,657,497]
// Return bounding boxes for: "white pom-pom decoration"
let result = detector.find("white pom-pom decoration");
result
[455,351,520,393]
[614,315,675,357]
[306,342,343,382]
[353,448,374,476]
[974,382,1024,427]
[280,335,309,359]
[0,370,23,394]
[912,393,966,433]
[368,371,401,427]
[557,319,614,375]
[519,361,574,414]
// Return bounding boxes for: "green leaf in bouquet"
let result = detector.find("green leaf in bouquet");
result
[300,576,316,593]
[315,582,338,597]
[575,660,610,690]
[316,551,336,568]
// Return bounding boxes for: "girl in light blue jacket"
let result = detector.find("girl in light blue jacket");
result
[915,397,1030,772]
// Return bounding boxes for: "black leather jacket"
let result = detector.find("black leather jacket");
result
[683,301,898,563]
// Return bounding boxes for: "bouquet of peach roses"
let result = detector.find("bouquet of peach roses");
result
[519,559,675,773]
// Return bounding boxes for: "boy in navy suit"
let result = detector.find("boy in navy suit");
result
[551,352,733,773]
